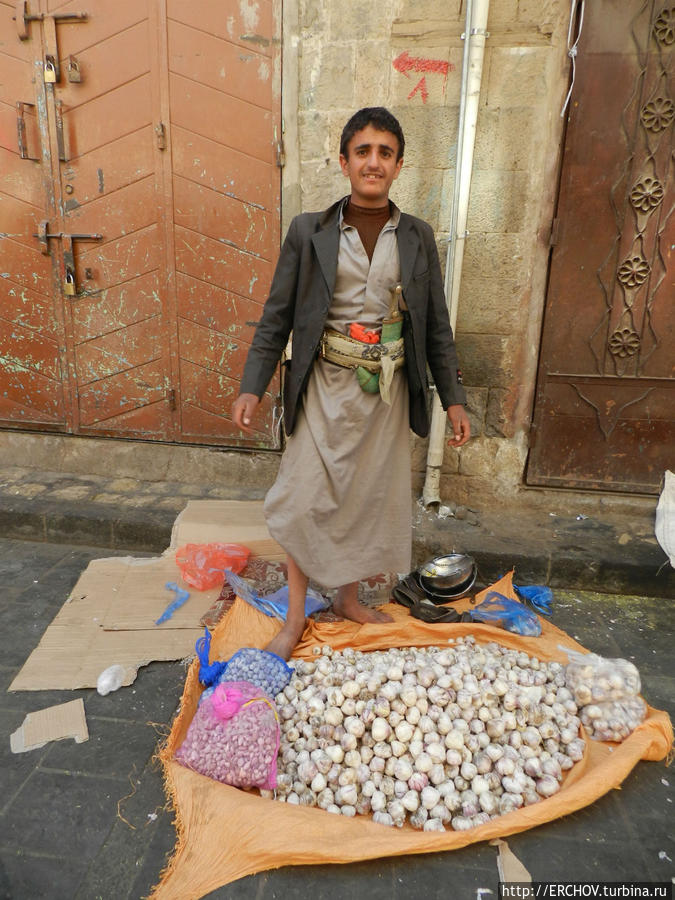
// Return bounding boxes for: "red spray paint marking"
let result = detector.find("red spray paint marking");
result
[393,51,454,104]
[407,77,429,103]
[393,51,454,79]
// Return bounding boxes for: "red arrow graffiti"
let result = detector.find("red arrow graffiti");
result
[393,51,454,104]
[407,76,429,103]
[393,50,454,80]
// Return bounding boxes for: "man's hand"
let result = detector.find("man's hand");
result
[446,404,471,447]
[232,393,260,435]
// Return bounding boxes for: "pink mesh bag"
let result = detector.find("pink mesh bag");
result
[175,680,280,789]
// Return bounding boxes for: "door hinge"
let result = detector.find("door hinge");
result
[273,124,285,168]
[155,122,167,150]
[549,217,561,247]
[275,138,285,168]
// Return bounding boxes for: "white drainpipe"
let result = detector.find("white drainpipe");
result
[422,0,491,508]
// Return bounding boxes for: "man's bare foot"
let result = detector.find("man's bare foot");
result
[264,618,305,661]
[332,596,393,624]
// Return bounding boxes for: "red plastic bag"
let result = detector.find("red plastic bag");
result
[176,543,250,590]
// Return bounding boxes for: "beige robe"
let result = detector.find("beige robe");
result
[263,204,411,588]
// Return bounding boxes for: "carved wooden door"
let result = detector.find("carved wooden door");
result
[527,1,674,494]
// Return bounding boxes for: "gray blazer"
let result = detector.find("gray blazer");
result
[240,198,467,437]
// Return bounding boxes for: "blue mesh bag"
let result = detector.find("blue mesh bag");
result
[195,629,293,698]
[218,647,293,698]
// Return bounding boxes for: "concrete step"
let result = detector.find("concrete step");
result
[0,465,672,597]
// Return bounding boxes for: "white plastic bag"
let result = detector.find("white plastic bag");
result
[655,469,675,568]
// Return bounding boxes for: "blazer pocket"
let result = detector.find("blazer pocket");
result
[413,269,430,284]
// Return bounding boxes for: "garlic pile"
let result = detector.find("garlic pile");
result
[267,637,585,831]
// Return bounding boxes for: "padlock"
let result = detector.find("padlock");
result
[67,57,81,83]
[44,59,57,84]
[64,271,76,296]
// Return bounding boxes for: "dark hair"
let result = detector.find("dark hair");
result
[340,107,405,161]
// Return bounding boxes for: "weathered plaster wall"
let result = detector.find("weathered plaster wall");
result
[286,0,572,505]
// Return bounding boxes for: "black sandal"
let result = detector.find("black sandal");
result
[392,574,461,624]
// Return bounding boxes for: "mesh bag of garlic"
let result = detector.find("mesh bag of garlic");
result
[176,680,280,789]
[271,637,586,831]
[563,649,647,741]
[564,652,641,705]
[218,647,293,698]
[579,696,648,743]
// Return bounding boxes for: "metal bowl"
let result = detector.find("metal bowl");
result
[418,553,476,590]
[422,564,477,604]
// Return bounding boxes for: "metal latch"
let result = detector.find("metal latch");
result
[14,3,87,41]
[16,101,39,160]
[32,223,103,298]
[33,221,102,254]
[14,5,88,84]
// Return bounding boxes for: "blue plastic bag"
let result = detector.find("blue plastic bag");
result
[224,570,329,621]
[195,628,227,687]
[468,591,542,636]
[513,583,553,616]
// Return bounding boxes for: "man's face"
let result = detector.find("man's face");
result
[339,125,403,207]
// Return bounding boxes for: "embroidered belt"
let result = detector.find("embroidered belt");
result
[319,328,405,404]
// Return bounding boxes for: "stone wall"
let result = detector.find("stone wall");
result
[285,0,572,505]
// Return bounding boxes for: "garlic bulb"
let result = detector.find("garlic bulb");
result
[372,811,394,827]
[421,786,441,810]
[371,717,392,742]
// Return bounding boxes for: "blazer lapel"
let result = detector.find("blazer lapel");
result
[397,215,420,296]
[311,228,339,300]
[311,199,343,300]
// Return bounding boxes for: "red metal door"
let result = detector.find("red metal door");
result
[54,0,175,439]
[0,0,66,429]
[0,0,282,447]
[167,0,281,446]
[527,0,674,494]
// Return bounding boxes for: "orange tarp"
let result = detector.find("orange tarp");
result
[153,574,673,899]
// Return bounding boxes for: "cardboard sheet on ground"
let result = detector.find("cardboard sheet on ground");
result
[10,500,279,691]
[170,500,285,560]
[153,573,673,900]
[8,555,212,691]
[10,698,88,752]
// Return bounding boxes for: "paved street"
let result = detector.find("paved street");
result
[0,538,673,899]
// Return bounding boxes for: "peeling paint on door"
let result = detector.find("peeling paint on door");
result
[0,0,282,448]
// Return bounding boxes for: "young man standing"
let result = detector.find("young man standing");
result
[233,107,470,658]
